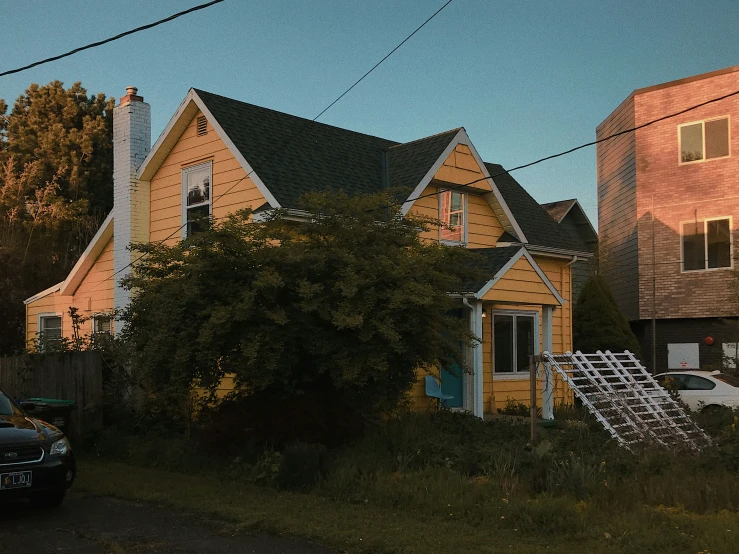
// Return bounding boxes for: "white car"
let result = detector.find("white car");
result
[654,371,739,412]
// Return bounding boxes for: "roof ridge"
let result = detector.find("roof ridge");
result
[388,128,462,149]
[193,88,399,145]
[541,199,577,207]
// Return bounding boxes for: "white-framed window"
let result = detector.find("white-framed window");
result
[492,310,538,375]
[91,314,112,335]
[439,189,467,244]
[680,217,732,272]
[182,162,212,237]
[37,313,62,349]
[679,116,730,164]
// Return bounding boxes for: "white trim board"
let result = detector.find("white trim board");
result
[137,89,281,209]
[59,212,114,296]
[399,128,528,244]
[24,282,62,305]
[473,248,566,305]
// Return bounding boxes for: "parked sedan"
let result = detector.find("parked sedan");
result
[0,389,76,507]
[654,371,739,412]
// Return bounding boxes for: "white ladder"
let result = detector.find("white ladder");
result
[541,350,711,451]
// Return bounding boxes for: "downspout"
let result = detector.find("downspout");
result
[462,297,474,414]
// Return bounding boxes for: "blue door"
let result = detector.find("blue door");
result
[440,358,463,408]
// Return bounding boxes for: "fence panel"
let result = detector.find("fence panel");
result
[0,352,103,438]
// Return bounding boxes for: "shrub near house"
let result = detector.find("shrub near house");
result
[122,193,478,443]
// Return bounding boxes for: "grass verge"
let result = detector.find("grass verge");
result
[77,459,738,554]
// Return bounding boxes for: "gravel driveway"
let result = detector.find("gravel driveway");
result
[0,493,334,553]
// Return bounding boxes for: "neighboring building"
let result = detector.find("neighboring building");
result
[25,87,590,416]
[541,199,598,302]
[597,65,739,371]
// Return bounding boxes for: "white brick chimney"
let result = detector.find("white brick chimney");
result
[113,86,151,326]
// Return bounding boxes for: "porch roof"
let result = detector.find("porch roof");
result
[456,246,565,305]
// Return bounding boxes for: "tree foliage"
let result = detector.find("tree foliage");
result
[0,81,113,354]
[122,192,480,436]
[573,275,642,358]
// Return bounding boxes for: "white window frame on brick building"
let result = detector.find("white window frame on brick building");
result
[438,189,467,245]
[678,116,731,164]
[680,216,733,272]
[181,161,212,237]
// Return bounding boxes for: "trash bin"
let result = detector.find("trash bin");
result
[25,398,76,433]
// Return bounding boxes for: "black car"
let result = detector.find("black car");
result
[0,389,76,507]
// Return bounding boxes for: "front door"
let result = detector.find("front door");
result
[440,359,463,408]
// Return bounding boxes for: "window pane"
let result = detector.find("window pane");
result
[680,123,703,162]
[683,375,716,391]
[186,168,210,207]
[186,204,211,236]
[705,118,729,159]
[94,317,111,334]
[493,315,514,372]
[41,316,62,339]
[516,316,535,372]
[707,219,731,268]
[440,190,465,242]
[682,221,706,270]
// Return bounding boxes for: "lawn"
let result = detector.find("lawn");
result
[77,409,739,554]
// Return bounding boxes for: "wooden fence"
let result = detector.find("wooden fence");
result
[0,351,103,438]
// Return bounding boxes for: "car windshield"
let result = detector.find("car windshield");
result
[0,390,22,416]
[714,374,739,388]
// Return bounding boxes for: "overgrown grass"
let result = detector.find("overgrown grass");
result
[78,407,739,553]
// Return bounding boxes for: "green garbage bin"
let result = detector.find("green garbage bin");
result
[26,398,76,433]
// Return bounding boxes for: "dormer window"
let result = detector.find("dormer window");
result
[182,162,212,237]
[439,189,466,244]
[679,117,730,163]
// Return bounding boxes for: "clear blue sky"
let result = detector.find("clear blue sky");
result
[2,0,738,225]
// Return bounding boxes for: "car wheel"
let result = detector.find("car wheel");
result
[30,490,66,509]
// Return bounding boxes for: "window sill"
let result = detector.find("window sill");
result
[440,239,467,247]
[679,154,731,166]
[680,265,733,274]
[493,372,531,381]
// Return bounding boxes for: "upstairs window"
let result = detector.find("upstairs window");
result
[681,217,732,271]
[679,117,730,163]
[439,189,466,243]
[182,162,212,237]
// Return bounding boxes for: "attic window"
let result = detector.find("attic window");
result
[196,116,207,136]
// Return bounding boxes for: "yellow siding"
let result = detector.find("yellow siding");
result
[434,144,491,191]
[149,111,267,244]
[481,255,560,305]
[25,236,115,344]
[408,185,505,247]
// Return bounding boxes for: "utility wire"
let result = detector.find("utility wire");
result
[366,88,739,213]
[0,0,225,78]
[81,0,457,296]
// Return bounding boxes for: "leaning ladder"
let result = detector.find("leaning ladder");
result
[541,350,711,452]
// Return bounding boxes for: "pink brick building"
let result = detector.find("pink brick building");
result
[597,66,739,371]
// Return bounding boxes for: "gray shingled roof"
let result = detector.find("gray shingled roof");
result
[386,130,460,201]
[541,199,577,223]
[458,246,522,293]
[195,89,587,254]
[196,89,398,208]
[484,163,587,253]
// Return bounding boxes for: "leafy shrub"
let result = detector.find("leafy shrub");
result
[276,442,328,490]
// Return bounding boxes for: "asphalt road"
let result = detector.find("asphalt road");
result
[0,493,334,553]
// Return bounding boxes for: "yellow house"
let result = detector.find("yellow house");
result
[25,87,590,417]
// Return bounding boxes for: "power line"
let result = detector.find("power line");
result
[0,0,225,78]
[81,0,457,296]
[366,88,739,213]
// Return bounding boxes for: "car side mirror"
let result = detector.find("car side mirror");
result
[19,401,35,412]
